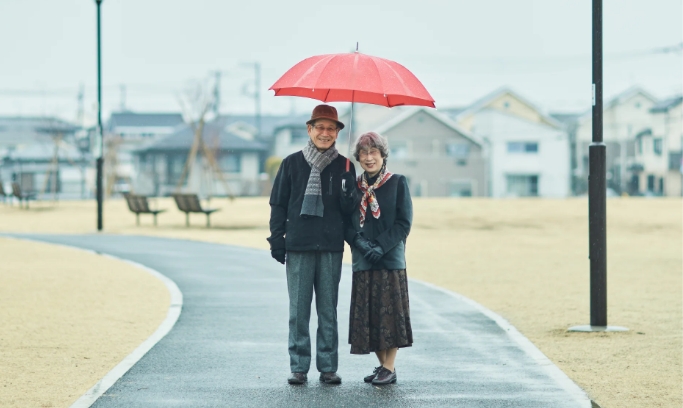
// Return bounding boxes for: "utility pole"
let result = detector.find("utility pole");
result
[254,62,262,138]
[213,71,221,118]
[95,0,104,231]
[569,0,627,333]
[76,83,84,126]
[241,62,262,138]
[119,84,126,111]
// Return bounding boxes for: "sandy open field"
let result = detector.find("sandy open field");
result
[0,196,680,408]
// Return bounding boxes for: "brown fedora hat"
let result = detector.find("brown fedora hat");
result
[306,104,345,130]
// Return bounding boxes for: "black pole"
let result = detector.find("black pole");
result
[95,0,103,231]
[589,0,607,326]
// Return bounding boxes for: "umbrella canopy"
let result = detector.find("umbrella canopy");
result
[269,52,435,108]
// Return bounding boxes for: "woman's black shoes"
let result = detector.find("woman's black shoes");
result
[364,366,382,383]
[370,367,397,385]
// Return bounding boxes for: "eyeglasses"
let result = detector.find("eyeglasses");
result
[313,125,338,134]
[358,149,381,158]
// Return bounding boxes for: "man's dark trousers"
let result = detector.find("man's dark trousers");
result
[286,251,343,374]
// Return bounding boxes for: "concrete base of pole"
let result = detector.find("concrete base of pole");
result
[567,325,629,332]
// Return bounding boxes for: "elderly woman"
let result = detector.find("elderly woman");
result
[344,131,413,385]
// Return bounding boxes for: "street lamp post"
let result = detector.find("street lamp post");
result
[95,0,104,231]
[569,0,627,333]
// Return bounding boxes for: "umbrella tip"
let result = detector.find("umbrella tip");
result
[355,42,359,52]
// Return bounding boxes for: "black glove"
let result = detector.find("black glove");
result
[341,172,356,195]
[365,243,385,264]
[353,234,376,258]
[271,249,286,264]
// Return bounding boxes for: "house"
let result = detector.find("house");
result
[647,95,682,196]
[0,117,91,199]
[449,88,571,198]
[574,87,658,195]
[132,120,268,197]
[105,112,185,194]
[371,107,486,197]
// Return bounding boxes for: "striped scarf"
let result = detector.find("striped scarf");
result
[300,140,339,217]
[358,165,393,227]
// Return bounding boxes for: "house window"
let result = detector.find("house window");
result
[391,141,409,159]
[653,138,663,156]
[503,101,510,108]
[167,155,187,185]
[446,143,470,158]
[507,142,538,153]
[291,128,309,144]
[647,175,655,192]
[506,175,539,197]
[219,154,241,173]
[449,180,473,197]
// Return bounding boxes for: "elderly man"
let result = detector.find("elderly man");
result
[267,104,358,385]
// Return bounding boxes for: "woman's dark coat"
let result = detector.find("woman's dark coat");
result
[344,174,413,272]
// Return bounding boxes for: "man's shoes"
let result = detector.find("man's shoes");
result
[371,367,396,385]
[319,372,342,384]
[288,372,307,385]
[364,366,382,383]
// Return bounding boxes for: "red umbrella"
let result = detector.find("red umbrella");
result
[270,49,435,174]
[270,52,435,108]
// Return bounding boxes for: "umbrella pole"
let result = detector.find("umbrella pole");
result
[345,101,354,172]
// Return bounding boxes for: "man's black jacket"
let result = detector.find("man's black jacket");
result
[267,150,357,252]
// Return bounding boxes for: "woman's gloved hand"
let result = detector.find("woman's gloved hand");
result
[353,234,376,258]
[364,242,385,264]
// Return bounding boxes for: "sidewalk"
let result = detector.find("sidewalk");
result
[17,234,590,408]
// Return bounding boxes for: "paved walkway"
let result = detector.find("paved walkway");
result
[15,234,590,407]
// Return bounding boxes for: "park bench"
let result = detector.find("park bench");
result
[172,193,220,227]
[12,182,36,209]
[124,193,166,226]
[0,182,8,204]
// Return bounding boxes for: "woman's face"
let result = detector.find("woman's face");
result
[359,147,384,177]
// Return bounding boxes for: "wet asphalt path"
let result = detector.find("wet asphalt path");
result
[11,234,588,407]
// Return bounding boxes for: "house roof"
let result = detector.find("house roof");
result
[136,122,268,153]
[650,95,683,113]
[452,87,563,129]
[0,116,79,148]
[549,112,582,125]
[604,86,657,110]
[577,86,659,122]
[374,107,482,146]
[107,112,185,130]
[215,114,297,139]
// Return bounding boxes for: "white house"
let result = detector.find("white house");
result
[648,95,682,196]
[450,88,570,198]
[575,87,657,195]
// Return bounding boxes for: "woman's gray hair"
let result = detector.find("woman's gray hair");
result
[353,131,389,162]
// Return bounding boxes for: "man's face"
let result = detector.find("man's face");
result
[307,119,339,151]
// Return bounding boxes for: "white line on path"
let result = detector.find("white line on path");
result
[411,278,592,408]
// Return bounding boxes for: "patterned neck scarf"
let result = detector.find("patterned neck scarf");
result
[300,139,339,217]
[358,164,393,227]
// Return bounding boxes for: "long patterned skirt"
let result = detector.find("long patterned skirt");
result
[348,269,413,355]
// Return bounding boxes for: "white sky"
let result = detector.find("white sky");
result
[0,0,681,123]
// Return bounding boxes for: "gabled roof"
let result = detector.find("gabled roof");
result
[452,87,563,129]
[650,95,683,113]
[605,86,657,110]
[215,114,296,139]
[136,122,268,153]
[107,112,184,130]
[0,116,79,148]
[374,107,482,146]
[577,86,659,122]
